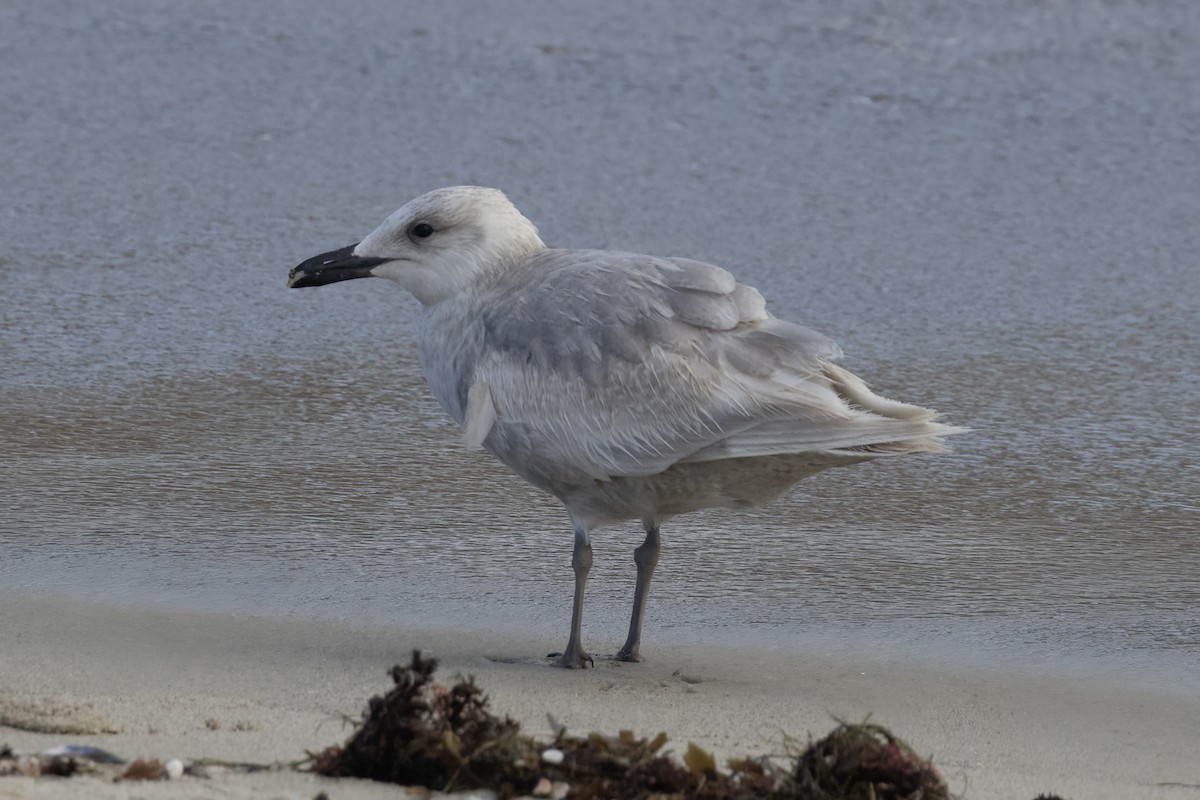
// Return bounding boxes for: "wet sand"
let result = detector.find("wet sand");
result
[2,593,1197,799]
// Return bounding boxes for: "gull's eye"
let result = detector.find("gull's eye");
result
[411,222,435,240]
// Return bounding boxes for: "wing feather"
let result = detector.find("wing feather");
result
[446,249,956,485]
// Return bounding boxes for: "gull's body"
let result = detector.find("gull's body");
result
[289,186,966,668]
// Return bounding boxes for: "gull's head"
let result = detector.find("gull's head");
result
[288,186,545,305]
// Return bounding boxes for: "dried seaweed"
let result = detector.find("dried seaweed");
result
[311,650,538,796]
[793,721,949,800]
[535,728,791,799]
[311,651,955,800]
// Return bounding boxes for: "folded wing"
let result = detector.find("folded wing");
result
[467,249,962,483]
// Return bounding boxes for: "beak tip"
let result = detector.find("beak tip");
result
[287,243,381,289]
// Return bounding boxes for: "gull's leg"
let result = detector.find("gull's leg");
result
[555,521,594,669]
[617,520,661,662]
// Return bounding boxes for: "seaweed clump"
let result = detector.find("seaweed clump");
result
[794,722,950,800]
[311,651,959,800]
[311,650,537,796]
[546,729,786,799]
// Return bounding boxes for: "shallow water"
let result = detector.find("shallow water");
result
[2,1,1197,696]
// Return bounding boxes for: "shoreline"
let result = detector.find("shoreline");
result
[1,593,1198,798]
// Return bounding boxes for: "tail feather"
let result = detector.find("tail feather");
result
[822,362,936,422]
[820,362,968,455]
[681,361,968,463]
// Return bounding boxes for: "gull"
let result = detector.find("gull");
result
[288,186,966,668]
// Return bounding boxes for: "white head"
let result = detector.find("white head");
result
[289,186,545,305]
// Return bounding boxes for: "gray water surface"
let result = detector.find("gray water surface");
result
[2,1,1197,696]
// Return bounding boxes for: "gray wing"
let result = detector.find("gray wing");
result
[463,249,936,484]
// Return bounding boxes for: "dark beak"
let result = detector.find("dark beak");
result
[288,244,389,288]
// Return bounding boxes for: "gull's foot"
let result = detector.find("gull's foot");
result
[548,649,594,669]
[615,647,642,663]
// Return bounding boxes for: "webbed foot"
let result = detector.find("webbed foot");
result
[549,648,595,669]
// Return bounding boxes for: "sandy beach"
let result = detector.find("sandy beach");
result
[1,592,1196,799]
